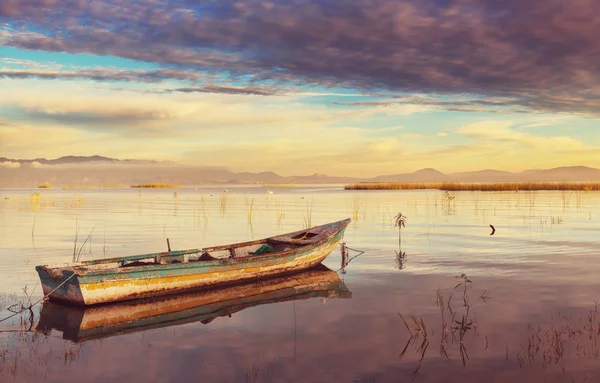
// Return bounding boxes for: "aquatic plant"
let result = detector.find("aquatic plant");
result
[302,199,313,229]
[72,218,94,263]
[442,190,456,215]
[436,289,449,359]
[398,277,478,374]
[394,250,407,270]
[219,192,228,215]
[345,182,600,191]
[455,273,472,307]
[352,196,364,222]
[393,212,407,248]
[275,201,286,230]
[397,312,430,375]
[245,197,255,225]
[130,184,180,188]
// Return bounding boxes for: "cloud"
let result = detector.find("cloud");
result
[0,120,93,158]
[456,121,585,151]
[0,161,20,168]
[169,85,279,96]
[0,83,432,172]
[3,1,600,115]
[0,68,284,96]
[0,68,203,83]
[23,107,173,126]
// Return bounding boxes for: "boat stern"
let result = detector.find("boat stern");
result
[35,265,86,305]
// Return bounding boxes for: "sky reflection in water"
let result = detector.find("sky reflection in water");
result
[1,186,600,382]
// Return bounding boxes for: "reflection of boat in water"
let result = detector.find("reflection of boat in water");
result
[36,265,351,343]
[35,219,350,305]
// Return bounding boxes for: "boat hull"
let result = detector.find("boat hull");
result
[36,219,349,305]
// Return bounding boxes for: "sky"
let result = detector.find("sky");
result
[1,0,600,177]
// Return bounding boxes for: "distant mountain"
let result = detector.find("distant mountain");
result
[517,166,600,181]
[0,155,160,165]
[451,169,517,182]
[228,171,285,184]
[370,168,448,182]
[1,156,600,187]
[368,166,600,183]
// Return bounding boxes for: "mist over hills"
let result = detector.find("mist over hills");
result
[1,156,600,188]
[0,155,164,165]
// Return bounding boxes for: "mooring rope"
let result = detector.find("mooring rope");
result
[336,242,365,272]
[0,272,77,324]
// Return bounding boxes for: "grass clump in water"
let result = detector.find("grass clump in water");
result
[130,183,180,188]
[345,182,600,191]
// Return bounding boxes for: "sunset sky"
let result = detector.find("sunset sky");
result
[1,0,600,177]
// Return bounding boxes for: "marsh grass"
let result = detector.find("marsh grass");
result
[397,312,430,375]
[193,195,209,227]
[302,199,313,229]
[0,289,86,378]
[72,218,94,263]
[130,184,180,188]
[398,274,600,377]
[352,196,364,222]
[219,193,228,215]
[245,197,255,224]
[516,303,600,368]
[275,201,286,229]
[345,182,600,191]
[23,192,54,212]
[399,274,477,374]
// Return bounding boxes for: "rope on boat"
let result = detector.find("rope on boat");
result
[336,242,365,272]
[290,231,311,244]
[0,272,77,324]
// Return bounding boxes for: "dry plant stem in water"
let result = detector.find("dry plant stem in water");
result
[302,199,313,229]
[397,312,429,376]
[393,212,407,249]
[398,274,480,374]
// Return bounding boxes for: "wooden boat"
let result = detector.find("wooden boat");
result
[35,218,350,306]
[36,265,351,342]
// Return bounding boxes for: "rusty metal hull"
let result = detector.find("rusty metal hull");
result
[36,265,351,342]
[35,218,350,306]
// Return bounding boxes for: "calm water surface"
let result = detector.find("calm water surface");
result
[1,186,600,382]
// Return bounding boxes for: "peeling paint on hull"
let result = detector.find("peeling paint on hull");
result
[36,219,350,306]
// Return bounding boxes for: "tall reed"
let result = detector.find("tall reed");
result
[245,197,255,224]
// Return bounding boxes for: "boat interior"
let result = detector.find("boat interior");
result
[107,227,328,268]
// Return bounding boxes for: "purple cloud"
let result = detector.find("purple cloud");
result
[2,0,600,114]
[0,68,203,82]
[170,85,279,96]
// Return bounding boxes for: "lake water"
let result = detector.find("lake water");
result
[1,186,600,382]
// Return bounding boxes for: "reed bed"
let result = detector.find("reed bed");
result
[345,182,600,191]
[130,183,180,188]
